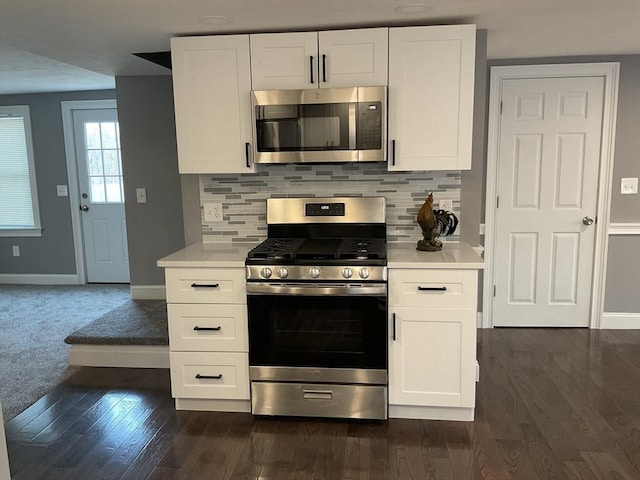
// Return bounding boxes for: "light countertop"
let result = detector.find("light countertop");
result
[159,241,483,270]
[157,242,257,268]
[387,242,484,269]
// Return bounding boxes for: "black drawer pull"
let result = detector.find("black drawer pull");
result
[195,373,222,380]
[193,326,221,331]
[418,286,447,291]
[190,283,219,288]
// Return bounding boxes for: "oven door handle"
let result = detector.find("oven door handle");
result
[246,282,387,296]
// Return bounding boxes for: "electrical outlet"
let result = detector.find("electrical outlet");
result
[439,199,453,211]
[12,245,20,256]
[136,188,147,203]
[621,177,638,195]
[203,203,223,222]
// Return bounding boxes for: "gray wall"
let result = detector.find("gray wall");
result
[115,76,185,286]
[0,90,115,275]
[460,29,488,248]
[473,55,640,313]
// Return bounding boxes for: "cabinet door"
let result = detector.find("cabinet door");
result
[250,32,319,90]
[388,25,476,171]
[318,28,388,87]
[171,35,254,174]
[389,307,476,407]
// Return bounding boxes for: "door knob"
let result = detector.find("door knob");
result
[582,216,594,226]
[80,205,89,212]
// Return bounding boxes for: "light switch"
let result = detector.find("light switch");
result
[56,185,68,196]
[136,188,147,203]
[621,177,638,195]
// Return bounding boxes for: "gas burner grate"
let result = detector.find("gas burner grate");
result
[247,238,306,260]
[337,238,386,260]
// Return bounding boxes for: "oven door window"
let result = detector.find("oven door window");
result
[248,294,386,369]
[255,103,352,152]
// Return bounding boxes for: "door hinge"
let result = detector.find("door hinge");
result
[500,101,503,115]
[493,285,496,297]
[496,196,500,209]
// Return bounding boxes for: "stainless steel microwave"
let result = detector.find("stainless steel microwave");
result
[251,86,387,164]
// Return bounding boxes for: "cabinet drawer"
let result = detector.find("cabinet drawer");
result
[389,269,477,308]
[168,304,248,352]
[165,267,246,304]
[170,352,249,400]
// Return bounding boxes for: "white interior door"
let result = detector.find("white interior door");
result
[73,108,130,283]
[493,76,604,327]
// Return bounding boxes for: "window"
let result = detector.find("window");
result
[83,121,124,203]
[0,105,42,236]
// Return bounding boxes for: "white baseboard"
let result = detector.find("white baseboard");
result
[389,404,475,421]
[601,312,640,329]
[131,285,166,300]
[0,273,81,285]
[175,398,251,413]
[68,344,169,368]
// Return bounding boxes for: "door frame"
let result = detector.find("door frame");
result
[61,99,118,284]
[483,63,620,329]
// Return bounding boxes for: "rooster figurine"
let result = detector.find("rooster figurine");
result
[416,192,459,252]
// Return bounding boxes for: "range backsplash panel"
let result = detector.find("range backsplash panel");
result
[199,163,461,243]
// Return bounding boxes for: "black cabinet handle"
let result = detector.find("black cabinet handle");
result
[391,139,396,166]
[245,142,251,168]
[193,326,221,331]
[418,286,447,291]
[190,283,219,288]
[310,56,314,84]
[392,312,397,341]
[322,54,327,82]
[195,374,222,380]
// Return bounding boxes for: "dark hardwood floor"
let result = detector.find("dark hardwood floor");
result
[5,328,640,479]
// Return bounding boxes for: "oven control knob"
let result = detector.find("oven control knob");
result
[260,267,272,279]
[359,268,370,279]
[309,267,321,279]
[342,268,353,279]
[277,267,289,279]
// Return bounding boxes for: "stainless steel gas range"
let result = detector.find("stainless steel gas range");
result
[245,196,388,420]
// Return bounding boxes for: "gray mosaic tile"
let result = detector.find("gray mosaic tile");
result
[200,163,461,244]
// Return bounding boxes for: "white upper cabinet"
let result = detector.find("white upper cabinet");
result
[388,25,476,171]
[171,35,255,174]
[250,28,388,90]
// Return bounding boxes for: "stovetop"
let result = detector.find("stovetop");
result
[246,237,386,265]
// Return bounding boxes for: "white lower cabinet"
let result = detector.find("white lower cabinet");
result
[164,266,250,412]
[388,268,478,421]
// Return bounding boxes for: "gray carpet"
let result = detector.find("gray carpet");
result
[0,284,131,422]
[64,299,168,345]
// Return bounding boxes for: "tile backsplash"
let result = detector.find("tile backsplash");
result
[200,163,461,243]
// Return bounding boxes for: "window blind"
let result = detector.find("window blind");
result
[0,107,38,229]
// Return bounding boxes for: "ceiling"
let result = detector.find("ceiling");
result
[1,0,639,95]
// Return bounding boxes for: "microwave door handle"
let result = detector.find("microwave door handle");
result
[348,103,356,150]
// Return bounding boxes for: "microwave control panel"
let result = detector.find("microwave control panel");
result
[356,102,382,150]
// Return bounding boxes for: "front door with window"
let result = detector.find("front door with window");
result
[73,108,129,283]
